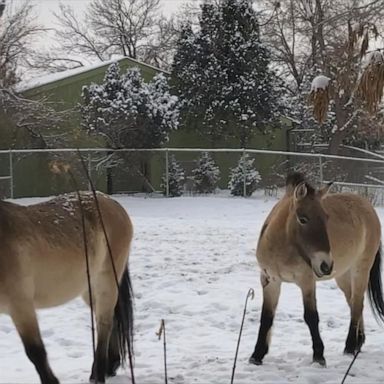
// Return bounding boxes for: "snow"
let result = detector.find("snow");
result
[1,193,384,383]
[14,57,127,93]
[311,75,331,91]
[14,56,170,93]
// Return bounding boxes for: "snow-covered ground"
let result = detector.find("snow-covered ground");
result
[1,193,384,383]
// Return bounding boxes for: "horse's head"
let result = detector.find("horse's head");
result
[287,174,333,278]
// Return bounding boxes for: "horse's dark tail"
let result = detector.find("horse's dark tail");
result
[368,244,384,324]
[108,266,134,375]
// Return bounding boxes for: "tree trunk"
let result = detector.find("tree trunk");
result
[328,130,345,154]
[328,90,354,155]
[106,167,113,194]
[106,149,114,194]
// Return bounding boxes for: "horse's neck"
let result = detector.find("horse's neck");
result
[266,198,291,236]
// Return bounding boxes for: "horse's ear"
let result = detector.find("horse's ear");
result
[318,182,333,198]
[294,182,307,202]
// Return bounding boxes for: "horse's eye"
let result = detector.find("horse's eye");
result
[297,215,309,225]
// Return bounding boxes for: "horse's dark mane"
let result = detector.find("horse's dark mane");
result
[286,172,315,195]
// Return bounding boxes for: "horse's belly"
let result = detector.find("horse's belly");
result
[33,272,86,309]
[31,251,89,309]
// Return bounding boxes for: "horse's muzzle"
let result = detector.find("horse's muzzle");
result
[320,260,334,276]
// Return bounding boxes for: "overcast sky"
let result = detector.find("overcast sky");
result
[7,0,196,63]
[29,0,192,27]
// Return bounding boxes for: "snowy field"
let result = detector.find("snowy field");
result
[1,193,384,383]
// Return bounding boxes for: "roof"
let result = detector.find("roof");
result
[15,56,170,93]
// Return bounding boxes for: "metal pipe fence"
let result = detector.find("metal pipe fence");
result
[1,147,384,203]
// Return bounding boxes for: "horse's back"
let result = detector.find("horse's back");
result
[323,192,380,241]
[95,193,133,268]
[0,192,133,311]
[323,192,381,274]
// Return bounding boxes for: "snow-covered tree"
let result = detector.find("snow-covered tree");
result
[161,155,184,197]
[191,152,220,194]
[171,0,281,147]
[80,62,179,149]
[228,154,261,196]
[80,62,179,193]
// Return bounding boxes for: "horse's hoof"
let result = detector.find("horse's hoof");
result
[107,360,119,377]
[89,375,106,383]
[344,347,356,356]
[313,357,326,367]
[249,356,263,365]
[44,378,60,384]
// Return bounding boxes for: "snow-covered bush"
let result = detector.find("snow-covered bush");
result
[81,63,179,149]
[161,155,185,197]
[191,152,220,194]
[228,154,261,196]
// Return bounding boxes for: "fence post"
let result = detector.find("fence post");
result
[319,155,323,185]
[87,153,92,191]
[165,149,169,198]
[9,150,13,199]
[242,148,247,197]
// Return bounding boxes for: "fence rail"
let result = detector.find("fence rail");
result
[1,147,384,201]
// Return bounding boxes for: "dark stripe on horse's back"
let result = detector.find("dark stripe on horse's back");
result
[259,223,268,240]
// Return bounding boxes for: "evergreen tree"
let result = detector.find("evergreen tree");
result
[161,155,185,197]
[191,152,220,193]
[172,0,281,147]
[228,154,261,196]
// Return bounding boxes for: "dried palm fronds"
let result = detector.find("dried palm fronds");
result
[360,31,369,59]
[357,51,384,114]
[309,75,331,124]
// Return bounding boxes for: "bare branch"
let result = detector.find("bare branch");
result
[0,1,43,86]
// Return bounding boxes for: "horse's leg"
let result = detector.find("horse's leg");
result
[82,291,120,378]
[336,272,365,352]
[10,300,59,384]
[89,270,119,383]
[344,267,370,354]
[299,278,326,366]
[249,274,281,365]
[106,319,121,376]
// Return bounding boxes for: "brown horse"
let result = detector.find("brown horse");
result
[250,173,384,366]
[0,192,134,384]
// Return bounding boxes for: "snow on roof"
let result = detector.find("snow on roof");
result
[15,56,169,93]
[311,75,331,91]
